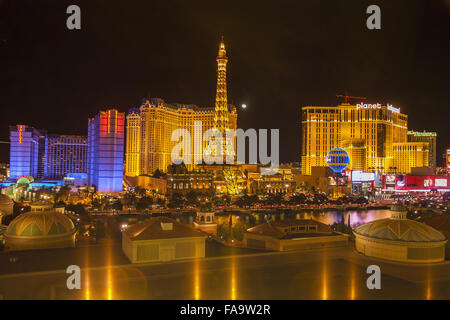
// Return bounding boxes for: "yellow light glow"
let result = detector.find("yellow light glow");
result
[106,244,113,300]
[349,265,356,300]
[321,252,328,300]
[84,247,91,300]
[194,259,201,300]
[107,110,110,134]
[115,110,118,134]
[231,255,237,300]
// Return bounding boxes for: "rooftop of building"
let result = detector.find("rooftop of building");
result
[136,98,236,114]
[246,219,335,240]
[123,216,206,241]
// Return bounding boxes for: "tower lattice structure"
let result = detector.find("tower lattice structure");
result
[213,37,233,162]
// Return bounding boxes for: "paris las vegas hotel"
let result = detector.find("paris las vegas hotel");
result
[125,38,237,176]
[301,102,432,175]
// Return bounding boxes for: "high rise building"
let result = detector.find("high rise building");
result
[44,134,88,179]
[392,142,429,174]
[125,38,237,176]
[9,125,41,179]
[342,139,366,171]
[407,130,437,168]
[125,108,140,176]
[9,126,89,181]
[87,109,125,193]
[301,102,412,175]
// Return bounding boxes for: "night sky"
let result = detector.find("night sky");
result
[0,0,449,164]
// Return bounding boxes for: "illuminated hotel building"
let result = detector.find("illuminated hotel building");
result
[44,134,87,179]
[125,108,140,176]
[392,142,429,174]
[407,130,437,168]
[125,38,237,176]
[9,125,41,179]
[301,103,413,175]
[87,109,125,193]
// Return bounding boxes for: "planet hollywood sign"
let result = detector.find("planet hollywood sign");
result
[356,103,381,110]
[356,102,400,113]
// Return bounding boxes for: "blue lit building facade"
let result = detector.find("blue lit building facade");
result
[87,109,124,193]
[9,125,42,179]
[9,126,88,184]
[44,134,88,179]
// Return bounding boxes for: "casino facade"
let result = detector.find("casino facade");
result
[301,102,430,175]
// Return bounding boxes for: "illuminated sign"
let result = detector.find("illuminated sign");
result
[396,179,405,188]
[328,176,348,186]
[435,179,447,187]
[337,177,348,186]
[385,175,396,184]
[387,104,400,113]
[408,131,436,137]
[424,179,433,187]
[352,170,375,182]
[328,177,336,186]
[18,125,23,144]
[447,149,450,174]
[356,103,381,110]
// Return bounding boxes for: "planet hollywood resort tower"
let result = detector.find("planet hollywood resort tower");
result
[125,38,237,176]
[301,102,430,175]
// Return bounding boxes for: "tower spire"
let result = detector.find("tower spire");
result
[214,36,228,133]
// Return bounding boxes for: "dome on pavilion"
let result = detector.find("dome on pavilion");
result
[353,204,447,263]
[4,210,76,251]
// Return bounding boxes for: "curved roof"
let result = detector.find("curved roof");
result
[5,210,75,238]
[353,218,446,242]
[246,219,334,239]
[124,217,205,240]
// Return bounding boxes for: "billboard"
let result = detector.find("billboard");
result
[435,179,447,187]
[352,170,375,182]
[385,175,396,185]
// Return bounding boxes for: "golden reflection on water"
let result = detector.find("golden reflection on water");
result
[106,244,113,300]
[426,267,431,300]
[84,247,90,300]
[349,264,356,300]
[194,258,201,300]
[231,253,237,300]
[321,251,328,300]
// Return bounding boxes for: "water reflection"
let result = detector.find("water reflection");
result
[84,248,90,300]
[111,209,391,233]
[321,250,328,300]
[194,258,201,300]
[231,253,237,300]
[426,266,431,300]
[349,263,356,300]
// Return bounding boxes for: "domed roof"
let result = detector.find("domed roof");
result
[354,218,446,242]
[5,210,75,238]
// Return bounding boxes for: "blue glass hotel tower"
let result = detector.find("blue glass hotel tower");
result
[87,109,125,193]
[9,125,42,179]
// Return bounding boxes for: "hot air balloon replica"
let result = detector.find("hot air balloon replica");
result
[325,147,350,173]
